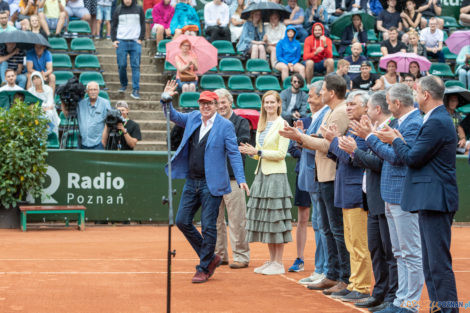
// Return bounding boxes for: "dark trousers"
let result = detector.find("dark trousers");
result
[427,50,445,63]
[317,181,350,283]
[175,178,223,273]
[419,210,458,313]
[205,26,231,42]
[368,213,398,302]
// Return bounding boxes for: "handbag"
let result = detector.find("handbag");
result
[179,69,197,82]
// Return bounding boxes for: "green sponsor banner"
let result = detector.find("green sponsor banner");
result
[442,0,462,19]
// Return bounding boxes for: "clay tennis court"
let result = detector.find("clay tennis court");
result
[0,225,469,313]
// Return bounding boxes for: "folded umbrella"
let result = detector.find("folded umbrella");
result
[330,10,376,37]
[379,52,431,72]
[241,2,290,22]
[445,31,470,55]
[0,30,50,50]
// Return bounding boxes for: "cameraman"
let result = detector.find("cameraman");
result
[101,101,141,150]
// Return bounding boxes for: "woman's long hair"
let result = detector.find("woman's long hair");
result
[258,90,282,133]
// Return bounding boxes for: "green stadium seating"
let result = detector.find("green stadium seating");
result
[219,58,244,72]
[332,44,339,58]
[70,37,96,52]
[197,9,204,21]
[442,46,457,61]
[442,16,460,28]
[445,80,465,88]
[366,44,383,58]
[164,61,176,72]
[179,92,200,108]
[209,66,217,72]
[212,40,236,55]
[429,63,454,77]
[367,29,378,42]
[311,76,324,83]
[52,53,72,69]
[47,132,60,149]
[61,130,79,148]
[59,111,68,126]
[246,59,271,73]
[145,8,152,20]
[74,54,101,69]
[457,104,470,114]
[48,37,68,50]
[67,20,91,34]
[79,72,106,87]
[200,74,225,90]
[369,62,378,74]
[157,39,171,54]
[255,75,282,91]
[54,71,74,86]
[236,93,262,109]
[228,75,254,91]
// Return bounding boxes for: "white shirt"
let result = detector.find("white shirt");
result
[204,1,230,27]
[0,84,23,91]
[419,27,443,48]
[423,104,442,124]
[264,22,286,45]
[398,108,417,126]
[67,0,84,8]
[199,113,217,142]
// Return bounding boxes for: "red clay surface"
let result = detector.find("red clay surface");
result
[0,225,468,313]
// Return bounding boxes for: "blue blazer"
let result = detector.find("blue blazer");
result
[329,132,368,209]
[393,105,459,213]
[367,110,423,204]
[164,102,246,196]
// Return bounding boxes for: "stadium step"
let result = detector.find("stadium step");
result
[107,90,163,101]
[141,130,167,141]
[135,120,167,131]
[128,110,165,120]
[106,81,163,93]
[103,73,161,84]
[136,141,167,151]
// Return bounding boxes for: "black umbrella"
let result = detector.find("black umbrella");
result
[241,2,290,22]
[445,86,470,105]
[0,30,50,50]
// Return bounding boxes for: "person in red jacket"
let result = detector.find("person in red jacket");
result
[303,22,334,84]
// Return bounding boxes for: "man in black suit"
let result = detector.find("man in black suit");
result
[214,88,251,269]
[378,75,459,313]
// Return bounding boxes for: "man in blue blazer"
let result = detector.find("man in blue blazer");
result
[161,81,249,284]
[350,84,424,313]
[379,76,459,313]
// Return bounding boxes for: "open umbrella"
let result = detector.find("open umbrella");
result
[0,30,50,50]
[379,52,431,72]
[445,86,470,108]
[241,2,290,22]
[166,35,217,75]
[330,11,376,37]
[0,90,43,110]
[445,31,470,55]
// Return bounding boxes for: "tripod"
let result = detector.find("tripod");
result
[106,126,122,150]
[60,111,80,149]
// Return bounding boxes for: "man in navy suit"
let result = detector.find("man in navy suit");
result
[161,80,250,284]
[379,76,459,313]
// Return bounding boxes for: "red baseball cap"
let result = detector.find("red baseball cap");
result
[198,91,219,103]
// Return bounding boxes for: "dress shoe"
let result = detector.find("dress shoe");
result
[229,261,248,269]
[355,296,383,308]
[221,260,229,265]
[330,288,350,299]
[192,271,209,283]
[340,290,370,303]
[323,281,348,295]
[207,254,222,278]
[369,302,398,313]
[307,278,338,290]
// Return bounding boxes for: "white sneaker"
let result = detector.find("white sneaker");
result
[261,262,285,275]
[254,261,271,274]
[308,274,326,285]
[298,272,325,285]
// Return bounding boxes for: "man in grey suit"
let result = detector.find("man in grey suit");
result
[280,73,309,126]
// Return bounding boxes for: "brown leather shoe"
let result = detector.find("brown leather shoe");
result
[323,281,348,295]
[207,254,222,278]
[307,278,338,290]
[192,271,209,283]
[229,261,249,269]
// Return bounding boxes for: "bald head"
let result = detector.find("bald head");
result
[351,42,363,57]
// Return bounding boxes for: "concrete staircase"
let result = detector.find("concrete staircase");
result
[95,39,168,151]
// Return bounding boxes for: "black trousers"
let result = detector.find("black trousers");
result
[205,26,231,42]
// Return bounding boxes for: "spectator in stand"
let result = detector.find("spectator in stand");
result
[457,47,470,89]
[275,26,305,82]
[329,59,351,91]
[280,73,308,126]
[264,12,285,68]
[419,17,444,63]
[26,44,55,93]
[369,0,383,17]
[152,0,174,50]
[400,0,421,32]
[284,0,308,43]
[417,0,443,29]
[345,42,368,81]
[204,0,230,42]
[379,60,400,89]
[304,0,328,35]
[175,39,198,93]
[0,42,27,88]
[376,0,402,41]
[460,0,470,27]
[38,0,67,37]
[65,0,91,22]
[236,10,265,60]
[321,0,337,24]
[304,23,334,87]
[29,14,47,39]
[170,0,200,38]
[352,61,382,91]
[229,0,244,42]
[338,13,367,56]
[409,61,424,80]
[102,100,142,150]
[444,94,467,153]
[406,30,426,57]
[84,0,96,36]
[380,27,406,56]
[402,73,415,89]
[0,11,15,32]
[18,0,38,29]
[0,68,23,90]
[95,0,113,39]
[111,0,145,100]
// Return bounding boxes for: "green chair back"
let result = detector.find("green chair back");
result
[75,54,101,69]
[212,40,236,55]
[47,132,60,149]
[429,63,454,77]
[246,59,271,73]
[158,39,171,53]
[219,58,244,72]
[145,8,153,19]
[48,37,68,50]
[164,61,176,71]
[67,20,91,34]
[79,72,106,87]
[179,92,200,108]
[52,53,72,69]
[366,43,383,58]
[236,93,262,109]
[70,37,96,52]
[55,71,74,86]
[255,75,281,91]
[228,75,254,91]
[445,80,465,88]
[200,74,225,90]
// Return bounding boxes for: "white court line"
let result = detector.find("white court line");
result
[0,271,235,275]
[0,258,468,261]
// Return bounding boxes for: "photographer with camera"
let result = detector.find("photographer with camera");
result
[101,100,141,150]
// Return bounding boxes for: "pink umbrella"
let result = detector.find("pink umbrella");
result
[165,35,218,75]
[445,31,470,55]
[379,52,431,73]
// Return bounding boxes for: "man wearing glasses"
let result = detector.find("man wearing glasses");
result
[161,80,250,284]
[402,73,418,107]
[281,72,308,126]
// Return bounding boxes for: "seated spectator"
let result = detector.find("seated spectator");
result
[445,94,467,153]
[175,39,198,93]
[38,0,67,37]
[0,11,15,32]
[329,59,351,90]
[321,0,337,23]
[338,13,367,56]
[0,42,26,88]
[236,10,265,60]
[379,60,400,89]
[26,44,55,94]
[280,72,308,126]
[28,70,59,135]
[304,0,328,33]
[65,0,91,22]
[284,0,308,43]
[402,72,415,89]
[409,61,424,79]
[303,22,334,86]
[204,0,230,42]
[264,12,285,68]
[332,0,352,20]
[369,0,383,17]
[376,0,402,41]
[460,0,470,27]
[457,46,470,89]
[275,25,305,82]
[29,14,48,39]
[406,30,426,57]
[419,17,444,63]
[352,61,382,90]
[102,100,142,150]
[0,68,23,90]
[417,0,443,29]
[229,0,244,42]
[380,27,406,56]
[18,0,38,29]
[400,0,421,32]
[170,0,200,38]
[95,0,113,39]
[344,42,368,80]
[152,0,174,49]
